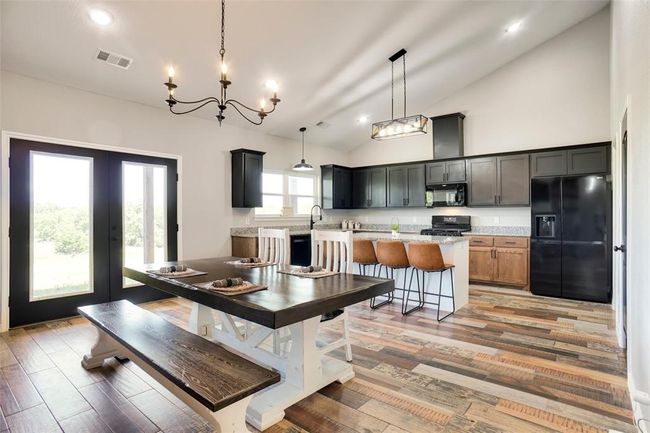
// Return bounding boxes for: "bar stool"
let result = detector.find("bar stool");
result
[353,239,379,277]
[371,240,410,309]
[405,242,455,321]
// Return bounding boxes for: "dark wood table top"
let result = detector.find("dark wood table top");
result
[79,300,280,412]
[124,257,394,329]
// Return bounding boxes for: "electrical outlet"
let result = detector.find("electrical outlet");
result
[634,390,650,406]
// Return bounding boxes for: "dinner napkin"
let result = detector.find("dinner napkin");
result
[299,265,323,273]
[211,277,244,288]
[239,257,262,264]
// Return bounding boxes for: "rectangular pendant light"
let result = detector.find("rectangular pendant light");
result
[371,114,428,140]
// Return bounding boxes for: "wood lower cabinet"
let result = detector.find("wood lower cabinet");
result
[469,246,494,281]
[494,248,528,286]
[468,236,529,288]
[231,236,258,258]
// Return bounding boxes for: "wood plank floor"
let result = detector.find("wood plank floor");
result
[0,285,634,433]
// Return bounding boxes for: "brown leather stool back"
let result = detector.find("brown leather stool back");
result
[353,240,378,265]
[407,242,447,271]
[376,240,410,268]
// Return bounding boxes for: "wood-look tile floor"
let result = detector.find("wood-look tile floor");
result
[0,285,634,433]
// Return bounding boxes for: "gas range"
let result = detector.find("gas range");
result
[420,215,471,237]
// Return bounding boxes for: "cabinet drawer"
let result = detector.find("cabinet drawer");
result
[494,237,528,248]
[468,236,494,246]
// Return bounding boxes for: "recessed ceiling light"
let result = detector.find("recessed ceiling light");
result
[358,115,369,124]
[505,21,522,34]
[89,8,113,26]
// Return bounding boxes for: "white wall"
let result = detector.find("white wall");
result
[610,0,650,426]
[342,8,610,228]
[0,72,347,259]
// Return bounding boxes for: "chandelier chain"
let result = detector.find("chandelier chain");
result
[219,0,225,57]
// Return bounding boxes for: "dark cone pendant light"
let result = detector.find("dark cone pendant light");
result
[292,127,314,171]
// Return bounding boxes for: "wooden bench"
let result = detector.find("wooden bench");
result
[78,300,280,433]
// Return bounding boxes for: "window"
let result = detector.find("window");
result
[256,171,317,217]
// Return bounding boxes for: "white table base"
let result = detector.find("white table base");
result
[189,302,355,431]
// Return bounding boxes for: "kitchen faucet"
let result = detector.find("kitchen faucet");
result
[310,204,322,230]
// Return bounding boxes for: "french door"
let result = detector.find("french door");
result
[9,139,177,327]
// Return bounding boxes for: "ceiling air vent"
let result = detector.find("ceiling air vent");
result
[316,121,331,129]
[96,49,133,70]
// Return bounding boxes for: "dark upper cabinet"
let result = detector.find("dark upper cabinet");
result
[352,169,369,209]
[531,145,609,177]
[231,149,264,208]
[432,113,465,159]
[497,154,530,206]
[353,167,387,208]
[321,165,352,209]
[530,150,567,177]
[368,167,387,208]
[425,160,466,185]
[406,165,426,207]
[388,164,425,208]
[387,166,407,207]
[446,160,467,183]
[467,157,498,206]
[425,162,445,184]
[567,146,609,175]
[467,155,529,207]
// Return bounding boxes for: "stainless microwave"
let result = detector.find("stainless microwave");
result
[425,183,466,207]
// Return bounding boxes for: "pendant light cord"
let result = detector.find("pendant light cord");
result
[403,54,407,118]
[301,130,305,159]
[391,62,394,120]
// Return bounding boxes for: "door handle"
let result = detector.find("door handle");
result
[614,245,626,253]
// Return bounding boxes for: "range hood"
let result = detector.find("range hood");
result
[432,112,465,159]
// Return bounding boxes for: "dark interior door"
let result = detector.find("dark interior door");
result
[9,139,111,327]
[107,153,177,303]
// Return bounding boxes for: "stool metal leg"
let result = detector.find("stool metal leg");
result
[402,268,423,315]
[437,268,455,322]
[370,264,394,309]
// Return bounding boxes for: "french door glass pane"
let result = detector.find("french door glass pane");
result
[30,152,93,301]
[123,162,167,287]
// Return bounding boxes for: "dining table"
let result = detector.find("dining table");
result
[124,257,394,431]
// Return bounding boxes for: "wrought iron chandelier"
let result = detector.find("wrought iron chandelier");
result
[371,48,428,140]
[164,0,280,125]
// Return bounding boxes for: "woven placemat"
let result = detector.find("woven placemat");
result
[147,268,207,279]
[224,260,276,268]
[194,280,268,296]
[277,267,339,279]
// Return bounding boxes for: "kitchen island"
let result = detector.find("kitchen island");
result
[351,231,469,312]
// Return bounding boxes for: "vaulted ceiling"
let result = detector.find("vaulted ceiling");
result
[1,1,608,149]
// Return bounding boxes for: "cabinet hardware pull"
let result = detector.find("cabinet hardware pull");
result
[494,195,497,204]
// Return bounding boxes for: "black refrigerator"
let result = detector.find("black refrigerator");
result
[530,175,612,302]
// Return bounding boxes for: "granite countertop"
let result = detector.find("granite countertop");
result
[462,226,530,237]
[351,231,468,245]
[232,224,530,239]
